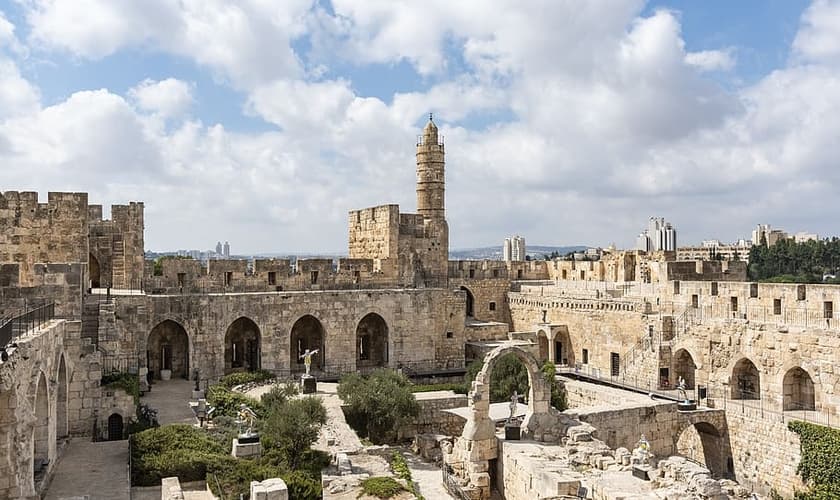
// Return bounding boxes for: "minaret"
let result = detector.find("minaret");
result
[416,114,445,219]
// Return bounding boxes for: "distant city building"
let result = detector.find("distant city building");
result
[636,217,676,252]
[677,239,753,263]
[216,241,223,255]
[223,241,230,259]
[752,224,788,247]
[793,232,820,243]
[503,235,526,262]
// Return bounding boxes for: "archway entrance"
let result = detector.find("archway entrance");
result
[673,349,696,389]
[224,317,261,374]
[56,355,68,441]
[460,286,475,318]
[675,422,728,478]
[89,253,101,288]
[537,333,549,361]
[290,315,325,373]
[356,313,388,370]
[730,358,760,400]
[107,413,124,441]
[147,320,190,379]
[554,329,574,366]
[33,372,49,478]
[783,367,815,411]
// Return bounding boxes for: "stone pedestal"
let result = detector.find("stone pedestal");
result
[301,374,317,394]
[250,478,288,500]
[191,390,204,400]
[677,401,697,411]
[232,437,261,458]
[160,369,171,381]
[504,424,521,441]
[632,464,653,481]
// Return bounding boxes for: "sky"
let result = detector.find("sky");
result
[0,0,838,254]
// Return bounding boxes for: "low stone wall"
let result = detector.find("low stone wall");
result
[561,377,655,408]
[399,392,467,439]
[96,387,136,441]
[570,402,679,459]
[497,441,584,500]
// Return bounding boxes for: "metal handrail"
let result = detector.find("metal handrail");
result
[0,302,55,350]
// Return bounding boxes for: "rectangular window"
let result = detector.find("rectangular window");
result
[224,272,232,286]
[731,296,738,312]
[353,270,361,283]
[774,298,782,315]
[610,353,620,377]
[177,272,186,287]
[582,349,589,364]
[710,282,718,296]
[310,270,319,284]
[562,270,567,280]
[493,269,499,278]
[691,294,699,309]
[825,301,834,319]
[750,283,758,298]
[268,272,276,286]
[797,284,806,301]
[446,331,454,339]
[469,269,475,278]
[673,281,680,295]
[517,270,523,279]
[489,301,496,311]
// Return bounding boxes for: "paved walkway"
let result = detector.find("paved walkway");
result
[44,438,129,500]
[399,449,455,500]
[143,379,196,425]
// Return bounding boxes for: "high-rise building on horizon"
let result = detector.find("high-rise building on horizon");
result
[636,217,676,252]
[503,235,526,261]
[223,241,230,259]
[215,241,222,255]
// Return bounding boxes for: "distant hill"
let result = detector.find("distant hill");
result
[449,245,588,261]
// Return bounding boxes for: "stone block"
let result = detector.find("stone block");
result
[468,472,490,487]
[232,438,261,458]
[250,478,288,500]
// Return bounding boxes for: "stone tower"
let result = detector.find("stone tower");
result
[416,114,445,218]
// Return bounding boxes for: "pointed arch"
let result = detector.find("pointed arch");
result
[224,317,261,373]
[56,354,68,440]
[33,371,49,477]
[460,286,475,318]
[782,366,816,411]
[147,320,190,379]
[730,357,760,400]
[290,315,325,373]
[673,348,697,389]
[356,312,388,370]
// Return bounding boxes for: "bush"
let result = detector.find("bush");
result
[789,421,840,498]
[338,369,419,444]
[207,385,263,418]
[261,383,300,411]
[102,372,140,405]
[218,370,275,389]
[261,396,327,468]
[127,403,159,435]
[281,470,323,500]
[359,477,405,499]
[130,424,226,486]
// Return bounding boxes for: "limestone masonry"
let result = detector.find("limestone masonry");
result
[0,117,837,499]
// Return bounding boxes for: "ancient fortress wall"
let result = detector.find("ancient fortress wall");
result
[89,202,145,289]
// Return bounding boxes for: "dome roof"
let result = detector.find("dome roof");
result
[424,113,438,133]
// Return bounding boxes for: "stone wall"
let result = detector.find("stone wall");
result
[88,202,145,289]
[449,277,511,325]
[96,387,136,441]
[399,392,468,439]
[0,263,85,319]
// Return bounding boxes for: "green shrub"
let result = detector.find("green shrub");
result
[207,385,263,418]
[281,470,323,500]
[789,421,840,498]
[390,452,423,499]
[261,383,300,411]
[207,455,284,499]
[102,372,140,405]
[130,425,226,486]
[338,369,419,444]
[410,383,468,394]
[126,403,159,435]
[218,370,275,389]
[541,362,568,411]
[261,396,327,469]
[359,477,405,499]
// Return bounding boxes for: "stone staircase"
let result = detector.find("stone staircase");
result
[111,235,125,288]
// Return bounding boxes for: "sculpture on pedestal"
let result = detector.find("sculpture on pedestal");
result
[300,348,319,376]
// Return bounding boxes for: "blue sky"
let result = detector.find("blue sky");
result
[0,0,838,253]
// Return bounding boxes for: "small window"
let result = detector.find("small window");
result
[691,294,699,308]
[446,331,454,339]
[825,301,834,319]
[750,283,758,298]
[489,301,496,311]
[610,353,620,377]
[731,296,738,312]
[517,269,523,279]
[493,269,499,278]
[469,269,475,278]
[353,270,360,283]
[224,272,232,286]
[562,270,567,280]
[710,282,718,296]
[177,272,186,287]
[310,270,319,284]
[673,281,680,295]
[797,285,806,301]
[774,298,782,315]
[580,270,585,280]
[582,349,589,364]
[268,272,276,286]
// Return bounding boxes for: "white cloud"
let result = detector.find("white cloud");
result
[793,0,840,65]
[129,78,194,118]
[685,49,736,72]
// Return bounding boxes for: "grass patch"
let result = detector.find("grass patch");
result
[409,383,467,394]
[359,476,405,499]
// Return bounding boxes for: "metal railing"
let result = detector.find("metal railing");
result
[0,302,55,349]
[705,384,837,429]
[441,464,471,500]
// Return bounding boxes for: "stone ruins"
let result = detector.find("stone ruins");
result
[1,116,837,499]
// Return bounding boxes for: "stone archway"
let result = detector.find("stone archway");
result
[675,421,728,478]
[107,413,124,441]
[673,349,697,389]
[224,317,261,373]
[56,354,68,441]
[537,330,549,361]
[33,372,49,478]
[89,253,101,288]
[356,313,388,370]
[460,286,475,318]
[783,367,816,411]
[730,357,760,400]
[290,315,325,373]
[147,320,190,380]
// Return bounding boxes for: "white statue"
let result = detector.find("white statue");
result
[632,434,653,467]
[236,403,258,437]
[677,376,688,402]
[509,391,520,422]
[300,348,319,376]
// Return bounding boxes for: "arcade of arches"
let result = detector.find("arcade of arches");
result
[730,358,760,400]
[290,315,325,372]
[224,317,261,374]
[147,320,190,380]
[537,329,574,366]
[356,313,388,369]
[672,349,696,389]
